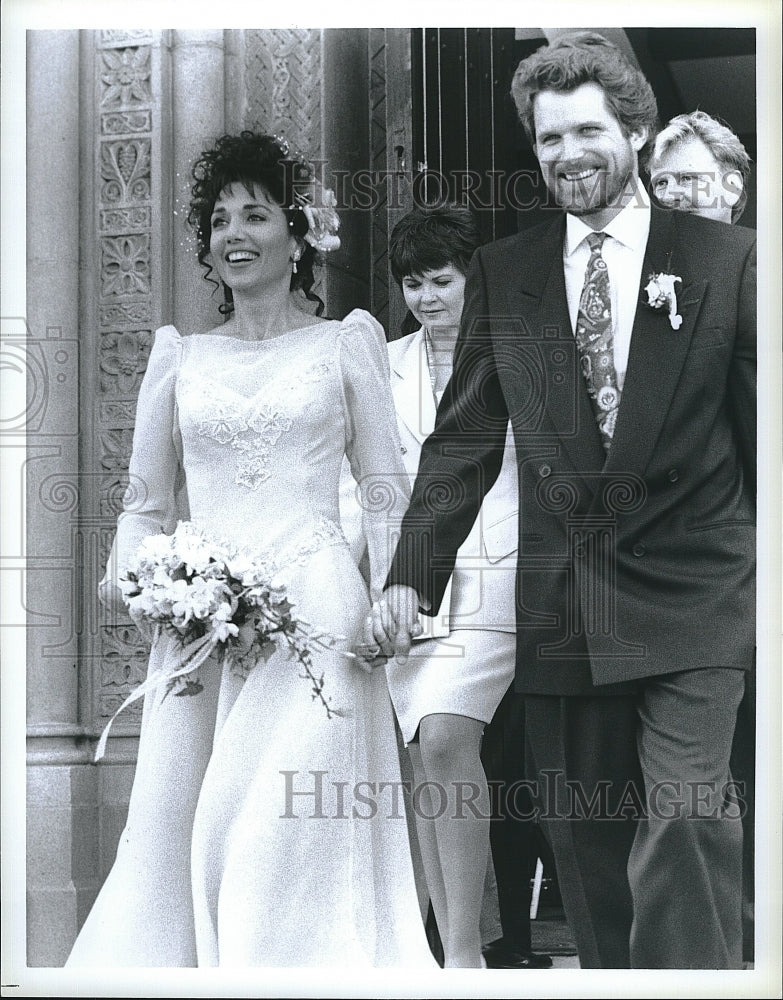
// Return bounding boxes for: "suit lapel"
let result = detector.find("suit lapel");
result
[389,330,436,445]
[605,208,705,478]
[506,217,605,474]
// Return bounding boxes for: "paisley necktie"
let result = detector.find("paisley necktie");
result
[575,232,620,451]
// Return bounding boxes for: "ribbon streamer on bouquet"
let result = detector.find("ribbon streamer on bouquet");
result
[94,628,221,762]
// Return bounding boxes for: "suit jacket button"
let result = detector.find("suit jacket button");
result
[401,445,407,454]
[539,464,552,478]
[632,542,646,557]
[667,468,679,483]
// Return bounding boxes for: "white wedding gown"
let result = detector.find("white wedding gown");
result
[66,310,437,968]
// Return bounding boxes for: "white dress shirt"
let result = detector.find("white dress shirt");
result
[563,181,651,391]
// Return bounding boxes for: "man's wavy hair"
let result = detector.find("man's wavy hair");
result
[188,131,324,316]
[511,32,659,156]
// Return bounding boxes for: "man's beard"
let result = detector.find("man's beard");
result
[547,163,636,216]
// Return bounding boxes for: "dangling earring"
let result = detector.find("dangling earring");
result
[291,249,301,274]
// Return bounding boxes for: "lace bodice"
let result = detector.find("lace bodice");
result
[109,309,409,594]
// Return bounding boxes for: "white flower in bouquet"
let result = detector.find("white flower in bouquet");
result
[118,575,142,599]
[211,602,240,643]
[172,520,225,574]
[169,575,222,625]
[136,533,183,574]
[152,565,177,588]
[226,552,274,589]
[126,588,162,620]
[263,576,291,608]
[201,560,230,581]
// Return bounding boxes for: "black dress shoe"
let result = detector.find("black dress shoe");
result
[482,942,554,969]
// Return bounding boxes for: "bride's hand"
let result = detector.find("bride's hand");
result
[359,585,423,665]
[128,609,158,645]
[352,643,388,673]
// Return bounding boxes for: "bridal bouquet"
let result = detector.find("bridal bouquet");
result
[96,522,343,760]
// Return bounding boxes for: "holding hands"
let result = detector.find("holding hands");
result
[356,584,424,666]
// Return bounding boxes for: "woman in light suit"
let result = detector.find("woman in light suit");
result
[382,205,520,968]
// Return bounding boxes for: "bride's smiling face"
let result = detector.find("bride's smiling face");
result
[209,182,297,293]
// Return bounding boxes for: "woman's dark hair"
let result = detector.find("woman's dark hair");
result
[511,32,659,156]
[389,203,482,287]
[188,131,324,315]
[389,204,482,335]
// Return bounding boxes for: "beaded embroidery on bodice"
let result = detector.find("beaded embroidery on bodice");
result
[184,374,295,490]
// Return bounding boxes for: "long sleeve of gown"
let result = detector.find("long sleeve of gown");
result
[101,325,184,610]
[338,310,411,600]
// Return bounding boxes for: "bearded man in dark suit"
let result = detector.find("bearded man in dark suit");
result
[363,32,755,969]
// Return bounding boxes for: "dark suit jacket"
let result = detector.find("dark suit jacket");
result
[386,205,756,695]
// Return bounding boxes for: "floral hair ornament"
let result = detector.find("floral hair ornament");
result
[293,183,341,253]
[271,133,341,253]
[644,272,683,330]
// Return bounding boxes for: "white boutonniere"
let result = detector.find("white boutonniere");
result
[644,272,683,330]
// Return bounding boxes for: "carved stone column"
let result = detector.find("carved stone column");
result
[170,30,227,335]
[25,28,86,968]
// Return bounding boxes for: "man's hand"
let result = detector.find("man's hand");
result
[357,584,423,665]
[98,579,126,616]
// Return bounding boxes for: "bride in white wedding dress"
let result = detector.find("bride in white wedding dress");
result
[66,131,436,969]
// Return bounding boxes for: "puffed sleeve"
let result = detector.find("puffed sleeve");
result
[100,325,185,611]
[338,309,411,599]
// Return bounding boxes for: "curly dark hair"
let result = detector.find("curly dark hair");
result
[188,131,324,315]
[389,203,482,335]
[511,32,659,156]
